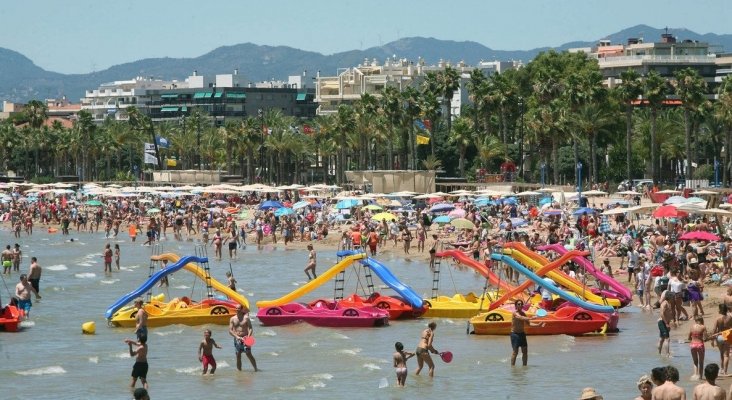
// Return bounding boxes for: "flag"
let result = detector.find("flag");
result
[155,136,170,149]
[303,124,314,134]
[144,152,158,165]
[416,135,430,145]
[423,119,432,131]
[414,119,426,130]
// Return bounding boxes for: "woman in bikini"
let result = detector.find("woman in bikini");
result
[415,322,439,377]
[688,315,707,380]
[393,341,414,387]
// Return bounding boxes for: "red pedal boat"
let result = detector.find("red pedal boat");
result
[256,302,389,328]
[470,305,613,336]
[311,293,425,320]
[0,305,23,332]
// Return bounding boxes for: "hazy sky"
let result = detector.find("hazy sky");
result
[2,0,729,74]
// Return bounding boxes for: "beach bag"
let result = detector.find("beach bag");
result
[650,265,664,277]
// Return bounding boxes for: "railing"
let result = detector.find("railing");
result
[598,55,716,66]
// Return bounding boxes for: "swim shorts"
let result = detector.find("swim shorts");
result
[136,326,148,342]
[202,354,216,370]
[29,278,40,294]
[510,332,528,349]
[131,361,149,379]
[234,338,250,353]
[657,320,670,338]
[229,242,236,250]
[17,298,31,314]
[2,260,10,269]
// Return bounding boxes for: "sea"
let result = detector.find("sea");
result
[0,230,709,399]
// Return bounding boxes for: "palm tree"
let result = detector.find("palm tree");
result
[572,103,614,184]
[616,69,643,182]
[427,66,460,145]
[379,86,402,169]
[673,67,708,179]
[74,110,96,180]
[448,116,474,176]
[643,71,669,183]
[716,76,732,184]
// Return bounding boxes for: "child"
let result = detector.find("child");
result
[124,336,149,389]
[198,329,222,374]
[158,259,169,288]
[393,341,414,387]
[226,271,237,291]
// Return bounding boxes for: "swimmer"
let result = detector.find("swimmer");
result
[393,341,414,387]
[198,329,222,374]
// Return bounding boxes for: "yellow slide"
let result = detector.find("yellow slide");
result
[504,249,622,308]
[152,253,250,309]
[255,253,366,308]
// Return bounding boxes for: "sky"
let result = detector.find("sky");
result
[1,0,730,74]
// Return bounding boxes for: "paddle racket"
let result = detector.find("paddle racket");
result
[243,336,256,347]
[535,309,548,317]
[439,351,453,363]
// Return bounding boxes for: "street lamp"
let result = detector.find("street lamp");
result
[258,108,264,182]
[576,161,583,207]
[518,97,525,179]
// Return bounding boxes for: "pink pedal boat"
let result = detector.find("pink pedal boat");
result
[256,302,389,327]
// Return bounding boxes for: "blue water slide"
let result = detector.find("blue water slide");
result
[104,255,207,319]
[492,253,615,314]
[337,250,423,308]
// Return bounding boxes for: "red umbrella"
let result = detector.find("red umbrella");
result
[652,205,688,218]
[679,231,720,241]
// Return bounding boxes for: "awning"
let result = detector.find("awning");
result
[226,92,246,99]
[296,93,307,101]
[194,92,213,99]
[161,107,179,112]
[160,94,178,99]
[214,92,223,98]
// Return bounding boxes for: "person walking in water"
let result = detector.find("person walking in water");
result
[415,322,439,377]
[134,298,148,342]
[124,336,149,390]
[27,257,42,297]
[393,341,414,387]
[304,244,317,280]
[228,304,258,371]
[198,329,222,375]
[510,299,541,366]
[103,243,113,273]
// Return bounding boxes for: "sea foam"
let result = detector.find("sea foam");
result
[16,366,66,376]
[75,273,96,278]
[46,264,68,271]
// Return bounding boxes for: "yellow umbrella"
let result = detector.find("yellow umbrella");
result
[450,218,475,230]
[362,204,383,211]
[371,212,398,222]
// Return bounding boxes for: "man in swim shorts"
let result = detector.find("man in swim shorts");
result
[125,335,148,389]
[134,298,148,342]
[229,305,258,371]
[510,300,539,366]
[658,291,673,356]
[15,274,40,318]
[2,245,13,275]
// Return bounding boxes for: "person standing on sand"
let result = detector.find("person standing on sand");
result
[692,363,725,400]
[658,291,673,357]
[651,365,685,400]
[712,304,732,376]
[198,329,222,375]
[304,244,317,280]
[415,322,439,377]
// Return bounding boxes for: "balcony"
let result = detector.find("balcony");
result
[598,54,716,68]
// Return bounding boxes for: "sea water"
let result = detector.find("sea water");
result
[0,231,702,399]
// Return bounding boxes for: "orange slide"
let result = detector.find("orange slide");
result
[436,249,516,293]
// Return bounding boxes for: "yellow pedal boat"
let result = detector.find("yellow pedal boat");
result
[422,292,499,318]
[109,295,238,328]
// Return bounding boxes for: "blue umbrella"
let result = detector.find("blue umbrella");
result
[497,197,517,205]
[572,207,596,216]
[432,215,451,224]
[430,203,455,213]
[538,197,553,206]
[259,200,284,210]
[474,198,493,207]
[499,218,527,229]
[292,200,310,210]
[336,199,360,209]
[274,207,295,217]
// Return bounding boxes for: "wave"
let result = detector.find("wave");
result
[46,264,68,271]
[269,352,279,357]
[88,357,99,364]
[259,330,277,337]
[20,320,35,327]
[363,363,381,370]
[312,373,333,380]
[338,348,362,356]
[77,262,93,267]
[173,285,190,290]
[175,366,200,375]
[331,333,350,340]
[75,273,96,278]
[154,329,183,337]
[114,352,131,359]
[101,279,120,285]
[16,366,66,376]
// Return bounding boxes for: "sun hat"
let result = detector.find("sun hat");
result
[578,387,603,400]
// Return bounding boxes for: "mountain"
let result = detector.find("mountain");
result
[1,24,731,104]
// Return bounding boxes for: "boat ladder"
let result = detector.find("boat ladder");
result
[195,245,214,299]
[363,259,375,296]
[333,253,347,301]
[146,244,163,302]
[430,256,442,300]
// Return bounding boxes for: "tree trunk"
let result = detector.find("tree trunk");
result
[591,133,598,185]
[625,106,633,182]
[650,108,658,183]
[684,109,692,179]
[725,128,732,186]
[552,137,559,184]
[459,147,466,177]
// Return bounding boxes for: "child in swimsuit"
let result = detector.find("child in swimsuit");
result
[392,342,414,387]
[198,329,222,375]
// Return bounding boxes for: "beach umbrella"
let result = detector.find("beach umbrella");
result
[652,205,688,218]
[515,191,541,197]
[432,215,451,224]
[274,207,295,217]
[663,195,687,205]
[362,204,383,211]
[685,197,707,204]
[692,190,717,196]
[601,208,630,215]
[657,189,681,195]
[572,207,596,216]
[450,218,475,230]
[292,200,311,210]
[371,212,398,222]
[259,200,284,210]
[582,190,607,197]
[146,208,161,215]
[85,199,103,206]
[679,231,719,241]
[448,208,466,218]
[542,209,563,216]
[499,218,527,229]
[538,197,553,206]
[430,203,455,213]
[617,190,641,196]
[335,199,360,209]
